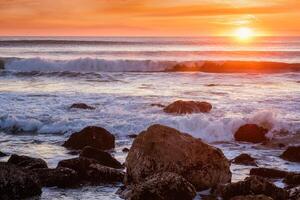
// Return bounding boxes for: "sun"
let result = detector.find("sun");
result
[234,27,254,41]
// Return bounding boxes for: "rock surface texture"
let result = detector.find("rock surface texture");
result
[163,100,212,114]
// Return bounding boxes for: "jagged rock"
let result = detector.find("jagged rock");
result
[125,124,231,190]
[234,124,269,143]
[0,162,42,199]
[230,195,273,200]
[163,100,212,114]
[280,146,300,163]
[57,157,124,184]
[63,126,115,150]
[120,172,196,200]
[288,186,300,200]
[250,168,288,179]
[32,167,79,188]
[7,154,48,169]
[80,146,123,169]
[70,103,95,110]
[220,176,288,200]
[232,154,257,166]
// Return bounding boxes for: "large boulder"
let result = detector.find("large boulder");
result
[284,173,300,187]
[70,103,95,110]
[163,100,212,114]
[32,167,80,188]
[120,172,196,200]
[250,168,288,179]
[0,162,42,199]
[7,154,48,169]
[80,146,123,169]
[230,195,273,200]
[220,176,288,200]
[234,124,269,143]
[232,154,257,166]
[57,157,124,184]
[280,146,300,163]
[63,126,115,150]
[125,124,231,190]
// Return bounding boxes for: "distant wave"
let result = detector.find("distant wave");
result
[1,57,300,74]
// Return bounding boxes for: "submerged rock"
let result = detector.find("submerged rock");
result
[80,146,123,169]
[122,147,130,153]
[0,151,7,157]
[234,124,269,143]
[32,167,79,188]
[57,157,124,184]
[0,60,4,70]
[220,176,288,200]
[163,100,212,114]
[150,103,165,108]
[280,146,300,163]
[125,124,231,190]
[63,126,115,150]
[8,154,48,169]
[120,172,196,200]
[0,162,42,199]
[70,103,95,110]
[250,168,288,179]
[230,195,273,200]
[232,154,257,166]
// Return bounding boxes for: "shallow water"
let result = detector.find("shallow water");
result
[0,37,300,199]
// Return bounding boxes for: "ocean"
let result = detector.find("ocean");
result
[0,36,299,199]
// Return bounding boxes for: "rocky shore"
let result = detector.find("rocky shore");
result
[0,101,299,199]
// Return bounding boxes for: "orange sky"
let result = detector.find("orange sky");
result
[0,0,300,36]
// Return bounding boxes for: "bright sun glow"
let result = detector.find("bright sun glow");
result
[234,27,254,41]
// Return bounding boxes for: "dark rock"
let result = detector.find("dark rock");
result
[57,157,124,184]
[125,124,231,190]
[80,146,123,169]
[86,164,124,183]
[70,103,95,110]
[0,162,42,199]
[8,154,48,169]
[122,148,130,153]
[0,151,7,157]
[230,195,273,200]
[32,167,79,188]
[232,154,257,166]
[288,186,300,200]
[128,134,137,138]
[120,172,196,200]
[163,100,212,114]
[67,150,80,155]
[280,146,300,163]
[0,60,4,70]
[220,176,288,200]
[63,126,115,150]
[234,124,269,143]
[284,173,300,187]
[151,103,165,108]
[250,168,288,179]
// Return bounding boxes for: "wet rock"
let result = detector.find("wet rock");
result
[234,124,269,143]
[280,146,300,163]
[0,162,42,199]
[151,103,165,108]
[250,168,288,179]
[0,60,4,70]
[80,146,123,169]
[120,172,196,200]
[8,154,48,169]
[86,164,124,183]
[288,186,300,200]
[163,100,212,114]
[32,167,79,188]
[63,126,115,150]
[122,147,130,153]
[128,134,137,138]
[125,124,231,190]
[284,173,300,187]
[230,195,273,200]
[57,157,124,184]
[70,103,95,110]
[220,176,288,200]
[0,151,7,157]
[232,154,257,166]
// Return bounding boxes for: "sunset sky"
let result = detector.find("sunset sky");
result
[0,0,300,36]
